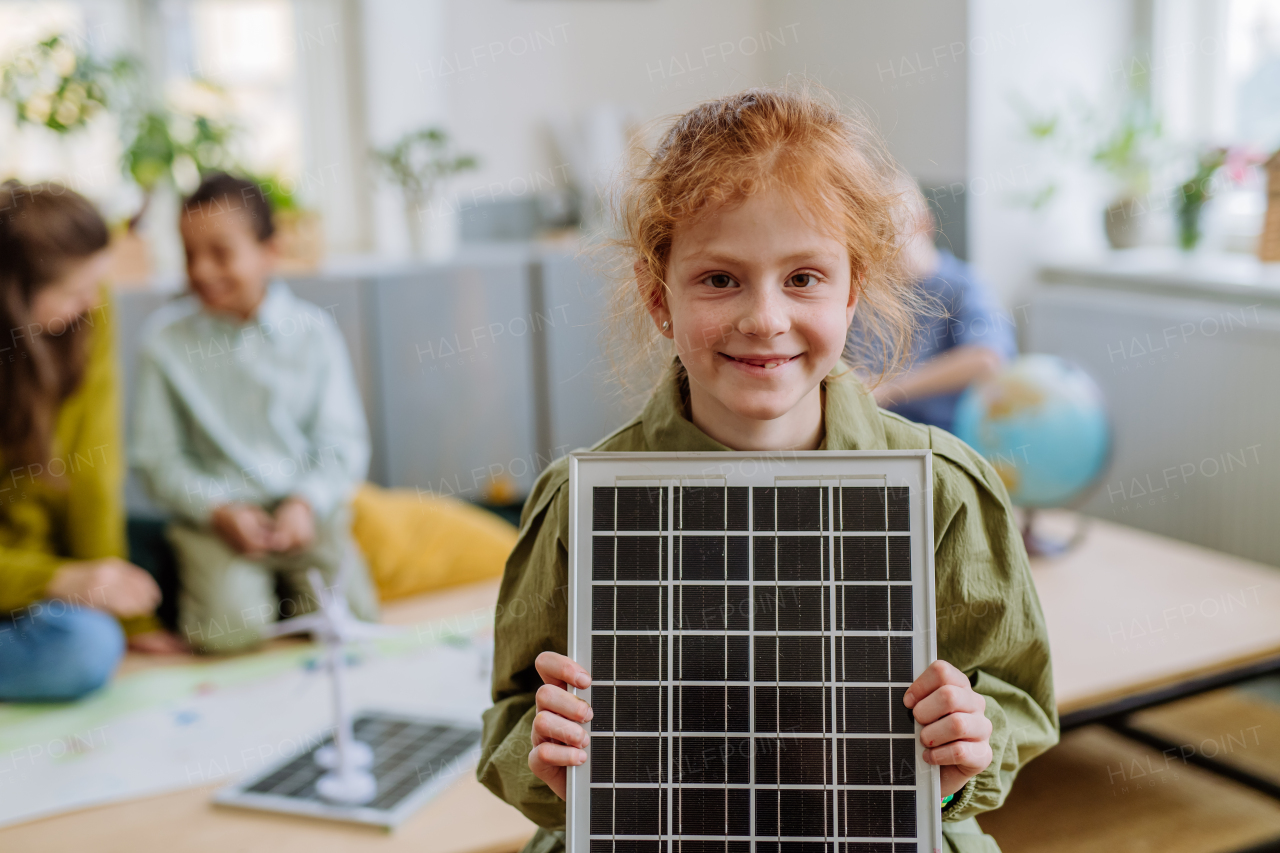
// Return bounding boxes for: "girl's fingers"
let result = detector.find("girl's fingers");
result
[536,683,594,722]
[909,682,985,726]
[533,709,589,748]
[529,741,587,772]
[923,739,992,773]
[536,651,592,690]
[902,660,968,710]
[920,710,992,750]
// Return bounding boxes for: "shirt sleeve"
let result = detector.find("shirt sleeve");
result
[287,324,370,519]
[64,296,127,562]
[477,476,571,831]
[929,430,1059,821]
[130,344,228,524]
[940,260,1017,361]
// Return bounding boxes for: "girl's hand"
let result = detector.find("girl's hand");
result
[903,660,994,797]
[528,651,593,800]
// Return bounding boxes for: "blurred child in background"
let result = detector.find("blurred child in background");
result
[854,190,1015,433]
[131,173,377,654]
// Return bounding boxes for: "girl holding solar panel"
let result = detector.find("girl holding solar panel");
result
[478,87,1057,853]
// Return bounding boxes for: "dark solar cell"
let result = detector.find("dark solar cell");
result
[590,786,666,835]
[616,487,665,531]
[590,685,666,733]
[593,634,666,681]
[754,789,834,837]
[673,685,750,732]
[673,634,749,681]
[890,585,913,632]
[671,787,751,836]
[841,486,887,531]
[753,736,830,784]
[753,487,827,531]
[671,735,750,783]
[888,536,911,581]
[836,585,889,631]
[836,635,889,682]
[592,585,667,631]
[889,636,914,683]
[835,738,893,785]
[893,790,917,837]
[590,735,666,784]
[892,737,916,785]
[755,686,832,733]
[673,535,750,581]
[754,585,830,631]
[593,487,615,531]
[755,635,829,682]
[593,536,667,581]
[837,790,893,838]
[839,536,888,581]
[753,536,828,581]
[675,584,750,631]
[887,486,910,531]
[677,486,749,530]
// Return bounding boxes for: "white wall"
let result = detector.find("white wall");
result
[758,0,969,189]
[968,0,1136,306]
[354,1,984,260]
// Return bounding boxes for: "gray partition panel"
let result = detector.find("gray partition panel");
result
[287,276,385,486]
[540,251,642,459]
[370,262,540,499]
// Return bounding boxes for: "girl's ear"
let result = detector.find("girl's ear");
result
[846,274,862,328]
[637,260,673,339]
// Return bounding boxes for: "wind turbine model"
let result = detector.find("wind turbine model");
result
[261,568,400,805]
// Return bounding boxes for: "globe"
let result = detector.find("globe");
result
[952,354,1110,508]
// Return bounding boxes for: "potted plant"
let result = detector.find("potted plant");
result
[1016,93,1163,249]
[372,127,478,259]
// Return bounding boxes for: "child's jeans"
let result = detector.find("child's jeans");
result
[167,508,379,654]
[0,604,125,702]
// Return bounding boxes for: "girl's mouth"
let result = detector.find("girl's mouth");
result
[721,353,801,371]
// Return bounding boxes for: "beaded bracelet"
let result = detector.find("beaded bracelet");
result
[941,793,955,808]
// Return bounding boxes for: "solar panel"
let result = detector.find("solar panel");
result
[568,451,940,853]
[214,712,481,828]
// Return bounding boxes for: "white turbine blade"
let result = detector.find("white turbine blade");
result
[260,611,330,638]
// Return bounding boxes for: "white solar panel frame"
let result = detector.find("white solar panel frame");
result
[567,450,941,853]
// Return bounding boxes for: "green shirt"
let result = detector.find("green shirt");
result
[478,365,1058,853]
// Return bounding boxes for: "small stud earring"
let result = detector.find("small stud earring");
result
[661,320,670,331]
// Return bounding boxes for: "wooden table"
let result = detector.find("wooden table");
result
[0,579,540,853]
[1029,511,1280,724]
[5,513,1280,851]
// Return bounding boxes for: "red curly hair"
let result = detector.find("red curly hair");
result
[606,84,927,393]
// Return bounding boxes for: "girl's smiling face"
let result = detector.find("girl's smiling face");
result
[650,186,858,451]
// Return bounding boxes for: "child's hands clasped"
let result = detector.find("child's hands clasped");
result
[904,660,994,797]
[528,651,592,800]
[211,496,315,556]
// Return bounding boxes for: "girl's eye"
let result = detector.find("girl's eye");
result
[705,273,737,289]
[789,273,817,288]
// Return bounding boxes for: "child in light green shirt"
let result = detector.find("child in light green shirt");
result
[132,173,377,653]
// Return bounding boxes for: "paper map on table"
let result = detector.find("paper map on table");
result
[0,612,492,828]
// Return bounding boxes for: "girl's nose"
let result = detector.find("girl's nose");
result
[737,285,787,338]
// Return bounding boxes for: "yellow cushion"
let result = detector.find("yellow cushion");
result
[350,483,517,601]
